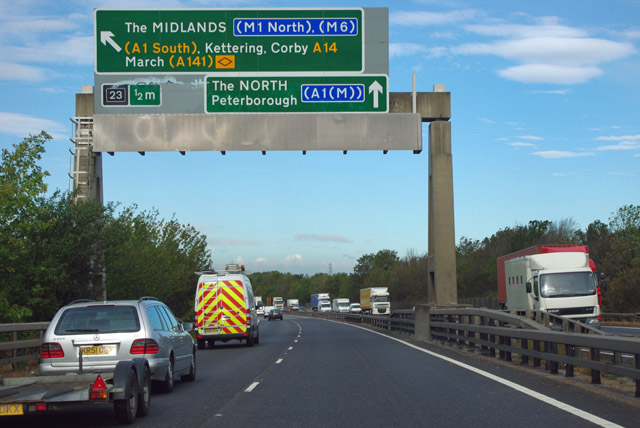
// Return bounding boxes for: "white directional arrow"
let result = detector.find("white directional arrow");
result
[100,31,121,52]
[368,80,383,109]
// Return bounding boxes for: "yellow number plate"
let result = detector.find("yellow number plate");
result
[0,403,24,416]
[80,345,116,356]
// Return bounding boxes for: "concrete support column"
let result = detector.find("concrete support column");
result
[427,119,457,305]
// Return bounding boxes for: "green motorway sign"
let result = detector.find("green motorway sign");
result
[205,75,388,113]
[95,9,363,73]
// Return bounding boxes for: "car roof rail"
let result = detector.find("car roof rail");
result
[138,296,161,303]
[67,299,95,305]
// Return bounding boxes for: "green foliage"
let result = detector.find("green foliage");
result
[2,132,638,321]
[0,134,211,322]
[104,206,211,320]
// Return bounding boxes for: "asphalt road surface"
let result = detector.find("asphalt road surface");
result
[4,315,640,427]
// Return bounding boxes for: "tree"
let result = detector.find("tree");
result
[601,205,640,312]
[0,132,52,322]
[104,206,211,319]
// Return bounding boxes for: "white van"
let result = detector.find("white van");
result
[194,264,259,349]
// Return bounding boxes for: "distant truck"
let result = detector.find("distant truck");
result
[273,297,284,309]
[286,299,299,310]
[332,298,350,313]
[360,287,390,315]
[311,293,331,312]
[497,245,603,325]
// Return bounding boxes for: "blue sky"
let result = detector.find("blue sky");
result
[1,0,639,275]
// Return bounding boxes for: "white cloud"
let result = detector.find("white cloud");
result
[209,237,262,246]
[390,43,447,59]
[509,142,538,148]
[284,254,303,263]
[518,135,544,141]
[595,141,640,151]
[499,64,603,84]
[596,135,640,141]
[295,234,353,244]
[0,112,66,138]
[453,18,636,84]
[0,61,49,82]
[390,9,479,26]
[608,171,635,176]
[531,150,594,158]
[4,36,93,66]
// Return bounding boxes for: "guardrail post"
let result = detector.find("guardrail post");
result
[12,331,18,370]
[565,343,575,377]
[635,354,640,397]
[520,337,529,366]
[549,342,558,374]
[479,315,489,355]
[533,340,541,367]
[591,348,601,384]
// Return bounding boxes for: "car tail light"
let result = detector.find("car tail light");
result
[41,343,64,359]
[130,339,159,355]
[90,375,108,400]
[35,402,48,411]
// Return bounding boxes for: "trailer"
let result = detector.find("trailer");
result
[310,293,330,312]
[0,358,150,424]
[360,288,390,315]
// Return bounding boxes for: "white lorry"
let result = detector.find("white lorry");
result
[503,252,600,325]
[360,287,390,315]
[332,298,350,313]
[311,293,331,312]
[273,297,284,309]
[286,298,299,310]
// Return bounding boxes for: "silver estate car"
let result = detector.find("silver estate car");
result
[39,297,196,392]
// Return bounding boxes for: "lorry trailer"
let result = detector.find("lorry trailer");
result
[310,293,330,312]
[360,288,390,315]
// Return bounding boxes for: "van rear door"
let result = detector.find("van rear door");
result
[217,279,247,335]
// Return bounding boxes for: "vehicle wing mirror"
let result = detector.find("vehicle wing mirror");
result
[182,322,193,332]
[599,273,607,292]
[525,282,532,293]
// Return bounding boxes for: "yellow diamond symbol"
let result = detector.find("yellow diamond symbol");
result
[216,55,235,69]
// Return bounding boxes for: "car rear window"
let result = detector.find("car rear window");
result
[54,305,140,335]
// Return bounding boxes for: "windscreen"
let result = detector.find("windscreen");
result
[373,295,389,303]
[55,305,140,334]
[540,272,597,298]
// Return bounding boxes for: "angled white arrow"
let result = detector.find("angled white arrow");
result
[368,80,383,109]
[100,31,121,52]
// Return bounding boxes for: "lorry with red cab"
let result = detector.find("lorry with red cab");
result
[497,245,604,326]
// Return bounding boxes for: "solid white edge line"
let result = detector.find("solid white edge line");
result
[245,382,259,392]
[337,319,624,428]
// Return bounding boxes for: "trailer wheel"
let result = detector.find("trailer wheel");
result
[114,368,139,424]
[136,365,151,417]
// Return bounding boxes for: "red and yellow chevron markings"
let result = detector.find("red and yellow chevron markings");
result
[196,280,246,334]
